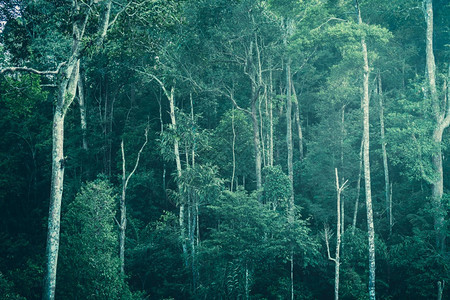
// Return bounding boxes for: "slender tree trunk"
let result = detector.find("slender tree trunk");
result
[325,170,347,300]
[157,93,167,201]
[120,128,148,275]
[292,84,304,161]
[378,73,391,233]
[120,145,127,275]
[259,94,267,168]
[245,263,250,300]
[78,72,88,151]
[149,75,188,265]
[168,87,188,265]
[437,281,444,300]
[269,64,274,166]
[290,249,294,300]
[356,1,376,298]
[352,139,363,235]
[340,107,345,235]
[389,183,393,234]
[251,87,262,190]
[334,169,342,300]
[286,52,295,300]
[231,108,236,191]
[286,60,294,223]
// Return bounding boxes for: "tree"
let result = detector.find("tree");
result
[120,126,148,274]
[325,168,348,300]
[0,1,122,297]
[58,178,130,299]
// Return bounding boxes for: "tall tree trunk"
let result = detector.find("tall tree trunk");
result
[424,0,448,254]
[334,169,342,300]
[325,170,347,300]
[437,281,444,300]
[378,73,391,234]
[355,1,376,298]
[78,72,88,151]
[43,57,80,300]
[286,60,294,223]
[251,86,263,190]
[231,108,236,191]
[269,64,274,166]
[149,75,188,265]
[352,139,363,235]
[286,55,295,300]
[292,84,304,161]
[340,106,345,235]
[120,128,148,274]
[168,86,188,264]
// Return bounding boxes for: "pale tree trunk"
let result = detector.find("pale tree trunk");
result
[78,72,88,151]
[44,15,83,299]
[231,108,236,191]
[437,281,445,300]
[378,73,391,234]
[245,263,250,300]
[424,0,448,254]
[264,86,271,167]
[150,75,188,265]
[356,1,376,298]
[44,59,81,300]
[286,54,295,300]
[251,87,263,190]
[352,139,363,236]
[340,107,345,235]
[292,84,304,161]
[168,87,188,264]
[120,128,148,274]
[156,92,167,200]
[269,64,274,166]
[325,169,348,300]
[286,59,294,223]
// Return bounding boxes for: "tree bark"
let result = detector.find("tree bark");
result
[352,139,363,236]
[424,0,448,253]
[378,73,391,233]
[269,64,274,166]
[292,84,304,161]
[251,87,263,190]
[355,1,376,298]
[43,53,81,300]
[167,86,188,264]
[78,72,88,151]
[231,108,236,191]
[286,60,294,223]
[120,128,148,275]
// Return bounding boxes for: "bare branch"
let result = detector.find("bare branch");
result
[108,0,134,29]
[311,17,347,32]
[124,125,149,190]
[324,224,337,263]
[0,62,66,76]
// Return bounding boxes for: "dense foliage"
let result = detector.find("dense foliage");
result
[0,0,449,299]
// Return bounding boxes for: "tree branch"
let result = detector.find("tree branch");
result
[0,62,66,76]
[324,224,337,263]
[124,125,149,190]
